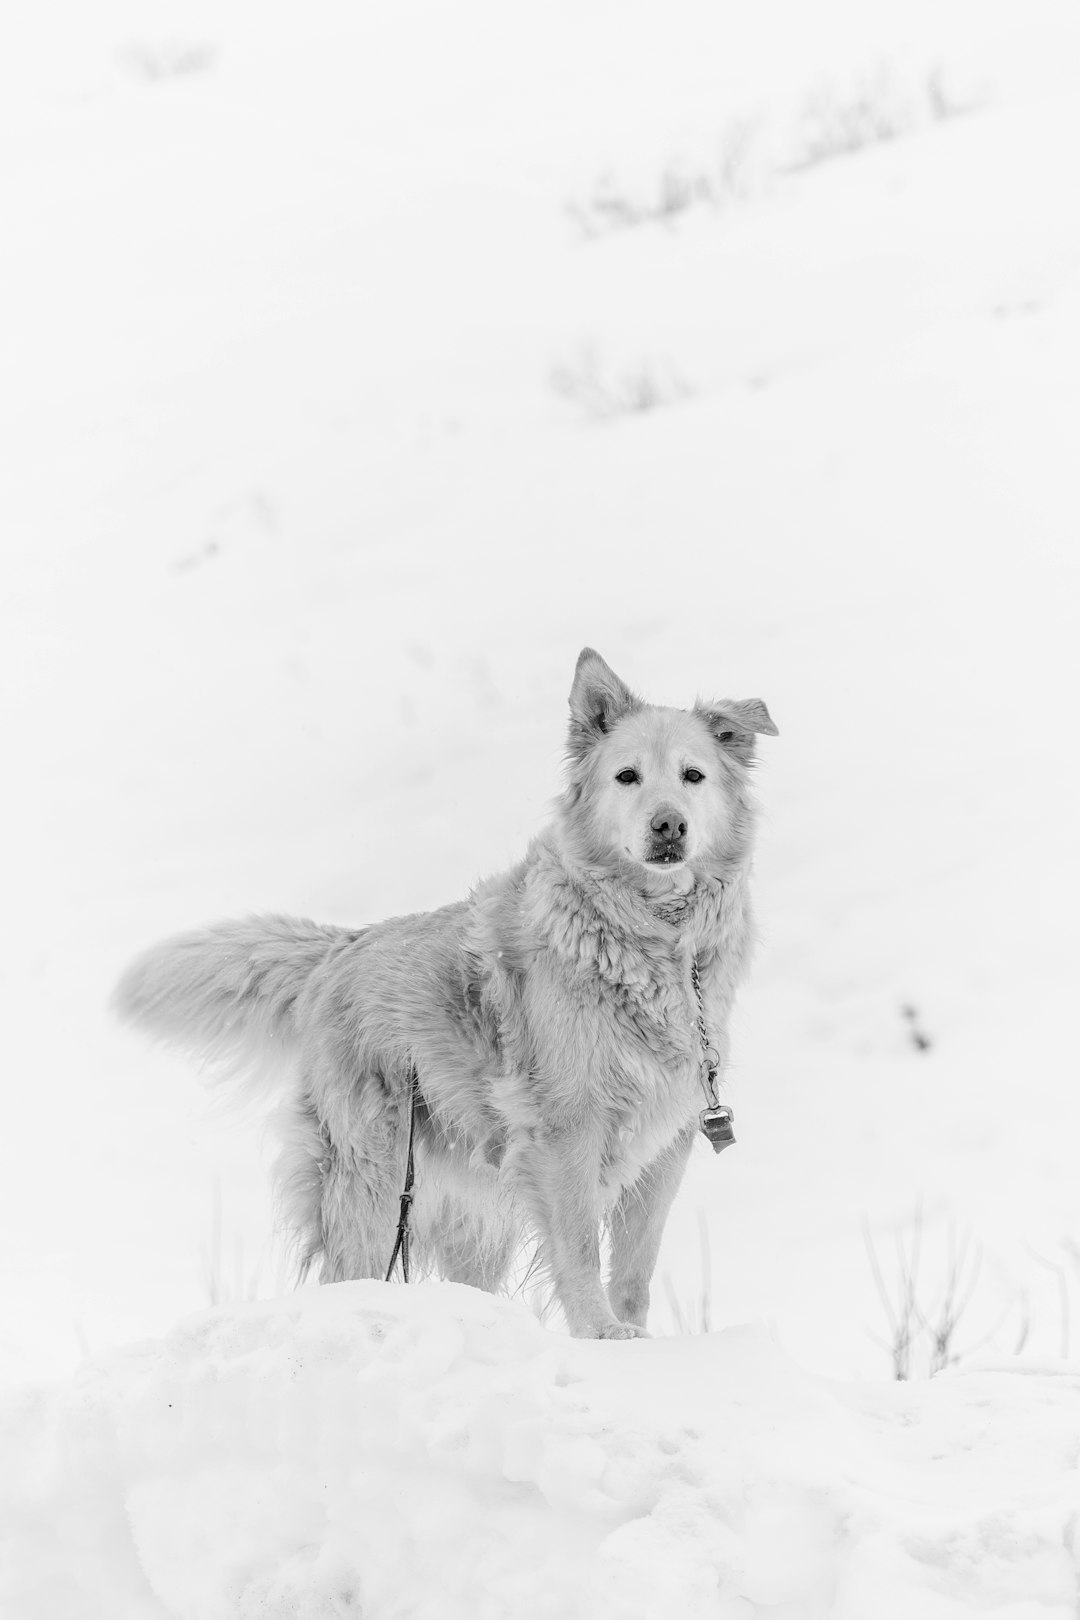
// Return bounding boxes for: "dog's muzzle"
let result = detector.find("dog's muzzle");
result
[647,806,687,864]
[645,840,686,865]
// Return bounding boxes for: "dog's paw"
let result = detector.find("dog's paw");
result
[596,1320,650,1341]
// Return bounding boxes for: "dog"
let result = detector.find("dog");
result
[115,649,777,1340]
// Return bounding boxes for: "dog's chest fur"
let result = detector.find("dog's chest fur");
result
[467,836,752,1193]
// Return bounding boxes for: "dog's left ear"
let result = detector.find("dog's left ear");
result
[696,698,779,765]
[568,647,639,757]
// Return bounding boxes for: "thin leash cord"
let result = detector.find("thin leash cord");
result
[384,1070,420,1283]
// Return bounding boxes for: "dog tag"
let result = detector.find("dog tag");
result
[700,1104,735,1154]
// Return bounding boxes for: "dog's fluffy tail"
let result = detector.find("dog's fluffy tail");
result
[113,914,357,1096]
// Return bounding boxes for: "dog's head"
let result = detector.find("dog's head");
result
[561,647,777,881]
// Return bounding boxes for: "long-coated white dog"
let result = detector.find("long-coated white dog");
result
[116,649,777,1339]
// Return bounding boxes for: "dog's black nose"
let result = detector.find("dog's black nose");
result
[649,807,687,839]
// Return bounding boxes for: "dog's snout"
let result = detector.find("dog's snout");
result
[649,806,687,839]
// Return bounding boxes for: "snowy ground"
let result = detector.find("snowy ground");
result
[8,1284,1080,1619]
[3,0,1080,1613]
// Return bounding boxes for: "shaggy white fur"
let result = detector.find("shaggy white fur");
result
[115,649,777,1339]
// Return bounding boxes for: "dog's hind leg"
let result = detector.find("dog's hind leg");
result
[276,1074,409,1283]
[272,1092,331,1281]
[428,1194,520,1294]
[606,1127,696,1332]
[318,1143,404,1282]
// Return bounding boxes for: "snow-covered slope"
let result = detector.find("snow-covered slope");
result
[7,1283,1080,1620]
[3,0,1080,1611]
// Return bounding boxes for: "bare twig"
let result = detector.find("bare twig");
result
[1023,1242,1071,1360]
[202,1177,263,1307]
[863,1207,922,1380]
[913,1224,983,1375]
[661,1207,715,1336]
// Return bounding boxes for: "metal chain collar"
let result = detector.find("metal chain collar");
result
[689,958,736,1154]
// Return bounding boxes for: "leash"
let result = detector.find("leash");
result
[689,958,736,1154]
[384,1070,420,1282]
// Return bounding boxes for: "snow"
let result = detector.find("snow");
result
[3,0,1080,1612]
[7,1283,1080,1619]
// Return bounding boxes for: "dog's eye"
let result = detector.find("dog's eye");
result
[683,768,705,784]
[614,768,639,785]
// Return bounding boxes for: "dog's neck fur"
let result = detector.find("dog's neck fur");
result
[648,890,694,928]
[527,830,752,987]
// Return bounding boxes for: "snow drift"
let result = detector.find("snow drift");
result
[5,1282,1080,1620]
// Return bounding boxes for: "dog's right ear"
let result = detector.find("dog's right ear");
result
[568,647,639,758]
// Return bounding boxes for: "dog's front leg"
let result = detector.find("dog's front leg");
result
[524,1127,644,1340]
[607,1127,696,1332]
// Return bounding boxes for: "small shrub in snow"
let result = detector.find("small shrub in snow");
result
[786,63,969,172]
[568,64,975,238]
[863,1208,1031,1379]
[550,345,693,421]
[119,41,217,83]
[567,118,761,237]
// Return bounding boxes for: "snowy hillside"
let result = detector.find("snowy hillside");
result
[3,0,1080,1612]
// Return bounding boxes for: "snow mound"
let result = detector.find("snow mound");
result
[5,1284,1080,1619]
